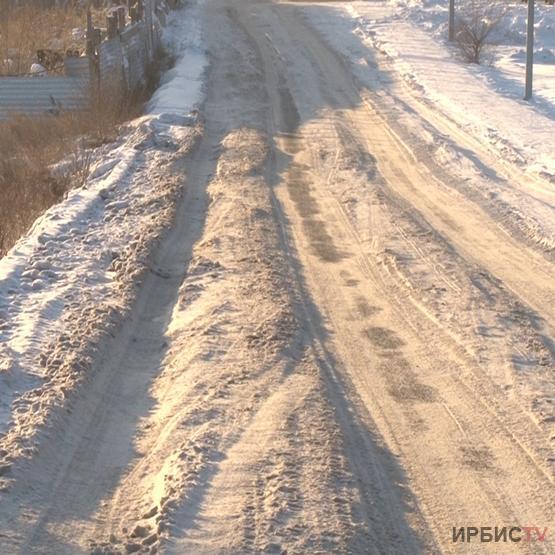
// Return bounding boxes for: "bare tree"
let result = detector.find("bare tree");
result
[455,0,507,64]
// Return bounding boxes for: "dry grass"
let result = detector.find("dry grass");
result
[0,2,166,256]
[0,112,87,254]
[0,2,100,75]
[0,54,165,257]
[0,101,131,256]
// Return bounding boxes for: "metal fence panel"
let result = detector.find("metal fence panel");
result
[120,23,149,92]
[64,57,90,79]
[99,39,125,98]
[0,76,89,119]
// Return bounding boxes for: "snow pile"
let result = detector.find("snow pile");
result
[503,2,555,48]
[0,1,206,484]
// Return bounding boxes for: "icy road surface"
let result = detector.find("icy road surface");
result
[0,1,554,554]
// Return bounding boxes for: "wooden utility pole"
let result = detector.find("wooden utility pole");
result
[448,0,455,42]
[524,0,534,100]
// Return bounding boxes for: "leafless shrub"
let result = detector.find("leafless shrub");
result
[88,85,126,146]
[455,0,507,64]
[65,141,94,188]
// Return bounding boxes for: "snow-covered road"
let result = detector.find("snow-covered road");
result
[0,1,554,553]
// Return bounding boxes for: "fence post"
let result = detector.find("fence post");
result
[107,14,118,40]
[85,10,95,57]
[117,7,127,30]
[86,10,100,106]
[448,0,455,42]
[144,0,154,62]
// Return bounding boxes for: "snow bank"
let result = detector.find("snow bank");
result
[0,1,207,472]
[149,0,207,118]
[395,0,555,111]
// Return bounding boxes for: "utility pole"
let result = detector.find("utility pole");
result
[448,0,455,42]
[524,0,535,100]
